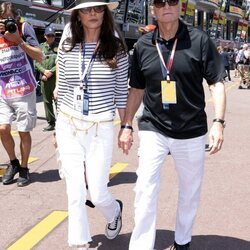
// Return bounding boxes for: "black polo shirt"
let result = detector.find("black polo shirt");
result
[129,20,224,139]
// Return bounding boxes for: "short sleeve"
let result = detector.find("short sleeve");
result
[202,36,225,85]
[23,22,39,48]
[129,45,146,89]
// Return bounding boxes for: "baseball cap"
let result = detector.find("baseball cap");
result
[45,26,55,36]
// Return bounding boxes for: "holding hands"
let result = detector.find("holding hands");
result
[118,125,134,155]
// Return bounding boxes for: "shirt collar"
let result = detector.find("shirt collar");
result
[152,19,186,45]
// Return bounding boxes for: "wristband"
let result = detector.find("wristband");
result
[121,125,133,131]
[213,118,226,128]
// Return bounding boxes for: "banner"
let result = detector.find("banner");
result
[229,6,242,16]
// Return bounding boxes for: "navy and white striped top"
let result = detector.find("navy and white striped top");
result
[57,42,128,117]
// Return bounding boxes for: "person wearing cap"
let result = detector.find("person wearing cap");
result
[55,0,128,249]
[35,26,58,131]
[0,2,43,187]
[119,0,226,249]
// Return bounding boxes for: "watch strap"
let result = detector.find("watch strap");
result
[213,118,226,127]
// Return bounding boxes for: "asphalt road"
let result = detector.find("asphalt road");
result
[0,77,250,250]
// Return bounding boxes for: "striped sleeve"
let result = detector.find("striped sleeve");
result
[114,52,129,109]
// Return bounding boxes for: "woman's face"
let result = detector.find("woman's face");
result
[78,6,106,31]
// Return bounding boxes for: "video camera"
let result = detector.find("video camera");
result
[0,17,17,33]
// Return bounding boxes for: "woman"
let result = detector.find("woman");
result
[55,0,128,249]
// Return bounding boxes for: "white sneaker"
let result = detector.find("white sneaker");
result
[105,200,123,240]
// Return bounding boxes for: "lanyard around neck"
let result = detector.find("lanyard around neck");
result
[156,38,178,81]
[79,42,99,90]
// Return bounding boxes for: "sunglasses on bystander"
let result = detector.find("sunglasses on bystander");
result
[153,0,179,8]
[79,5,106,14]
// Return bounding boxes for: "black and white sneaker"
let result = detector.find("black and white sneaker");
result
[170,241,190,250]
[2,160,20,185]
[17,167,30,187]
[105,200,123,240]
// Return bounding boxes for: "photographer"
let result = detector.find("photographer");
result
[0,2,43,187]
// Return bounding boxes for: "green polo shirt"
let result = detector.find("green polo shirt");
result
[36,41,58,77]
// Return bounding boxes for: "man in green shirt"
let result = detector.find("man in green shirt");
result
[36,26,58,131]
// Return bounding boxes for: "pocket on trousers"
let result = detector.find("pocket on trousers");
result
[26,110,37,130]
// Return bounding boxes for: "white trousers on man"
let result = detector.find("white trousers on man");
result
[56,111,119,247]
[129,131,206,250]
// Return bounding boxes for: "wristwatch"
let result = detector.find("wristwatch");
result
[213,118,226,128]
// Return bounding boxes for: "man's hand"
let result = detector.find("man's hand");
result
[118,128,133,155]
[208,122,224,154]
[41,75,47,81]
[3,27,22,44]
[43,70,53,79]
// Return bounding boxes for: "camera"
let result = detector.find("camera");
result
[5,17,17,33]
[0,17,17,33]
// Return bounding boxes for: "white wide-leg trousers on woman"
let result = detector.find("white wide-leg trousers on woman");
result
[129,131,206,250]
[56,111,119,247]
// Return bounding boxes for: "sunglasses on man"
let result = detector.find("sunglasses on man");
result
[153,0,179,8]
[79,5,106,14]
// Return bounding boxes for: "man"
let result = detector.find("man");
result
[36,26,58,131]
[236,44,249,89]
[220,47,231,82]
[0,2,43,187]
[118,0,226,249]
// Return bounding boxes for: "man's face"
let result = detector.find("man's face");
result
[45,34,56,44]
[151,0,181,24]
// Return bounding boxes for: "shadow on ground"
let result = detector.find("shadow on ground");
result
[90,230,250,250]
[30,169,61,183]
[108,172,137,187]
[37,116,47,121]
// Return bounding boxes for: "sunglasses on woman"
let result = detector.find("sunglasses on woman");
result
[79,5,106,14]
[153,0,179,8]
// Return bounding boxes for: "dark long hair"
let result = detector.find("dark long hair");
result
[63,7,127,68]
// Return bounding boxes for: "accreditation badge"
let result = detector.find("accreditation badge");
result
[161,80,177,104]
[83,93,89,115]
[73,86,84,112]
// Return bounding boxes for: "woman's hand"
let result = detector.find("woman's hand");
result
[53,85,58,100]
